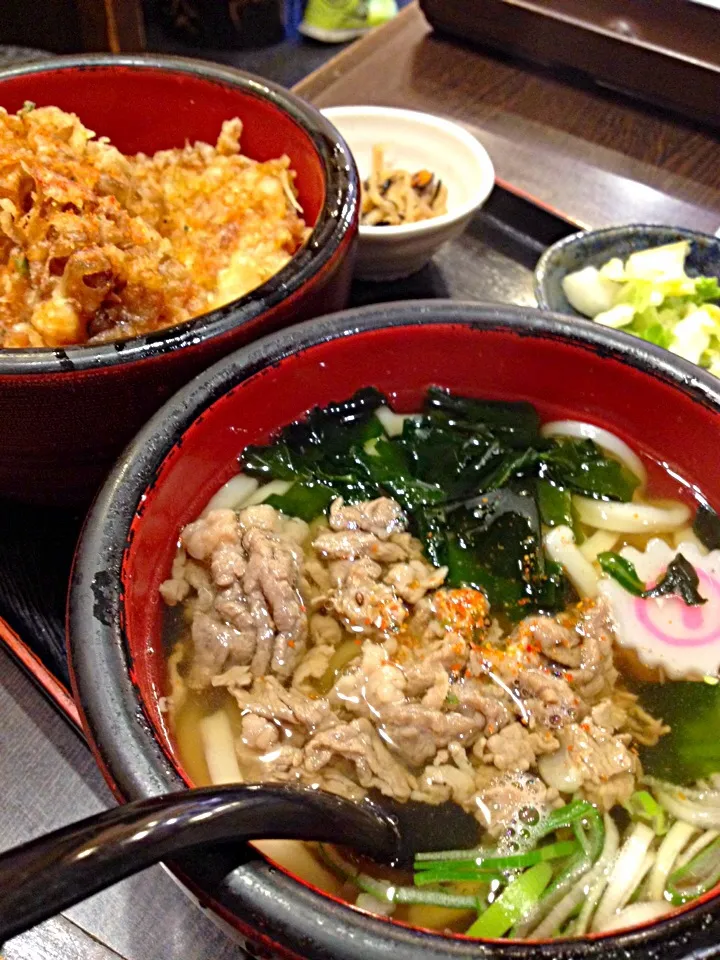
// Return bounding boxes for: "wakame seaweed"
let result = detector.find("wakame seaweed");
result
[694,503,720,551]
[597,551,706,608]
[239,388,637,619]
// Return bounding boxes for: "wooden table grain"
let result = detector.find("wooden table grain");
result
[295,3,720,232]
[0,647,245,960]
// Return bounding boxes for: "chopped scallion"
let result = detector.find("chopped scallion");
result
[666,835,720,904]
[623,790,668,836]
[466,862,552,938]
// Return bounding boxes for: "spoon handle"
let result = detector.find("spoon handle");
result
[0,784,398,944]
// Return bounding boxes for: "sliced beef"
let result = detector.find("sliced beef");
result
[509,601,618,706]
[187,611,255,690]
[327,556,382,587]
[312,529,408,563]
[161,505,308,690]
[332,640,407,712]
[327,555,407,636]
[182,508,239,562]
[419,667,450,709]
[403,635,470,697]
[163,492,655,823]
[414,760,477,807]
[159,549,191,605]
[302,556,332,595]
[241,713,280,751]
[570,600,618,702]
[254,744,304,776]
[384,558,448,605]
[453,679,514,735]
[320,768,371,803]
[303,718,416,801]
[237,504,281,532]
[379,701,485,767]
[329,496,406,540]
[211,664,252,690]
[291,643,335,693]
[160,555,215,610]
[590,698,627,733]
[308,613,343,647]
[520,616,582,668]
[388,531,426,560]
[537,717,638,809]
[483,722,559,773]
[514,668,585,731]
[229,675,337,734]
[242,525,307,678]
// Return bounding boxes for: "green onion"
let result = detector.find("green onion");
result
[597,552,645,595]
[318,844,481,912]
[415,800,598,867]
[511,802,605,937]
[666,835,720,904]
[390,886,479,909]
[416,847,488,863]
[623,790,668,836]
[359,872,480,910]
[414,839,579,883]
[598,551,706,607]
[414,870,503,887]
[466,863,553,938]
[318,843,354,880]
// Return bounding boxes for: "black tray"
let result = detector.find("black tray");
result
[0,183,577,725]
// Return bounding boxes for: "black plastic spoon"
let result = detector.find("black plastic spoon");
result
[0,783,480,944]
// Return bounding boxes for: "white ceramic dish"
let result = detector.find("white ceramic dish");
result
[322,105,495,281]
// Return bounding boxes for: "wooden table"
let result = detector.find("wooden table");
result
[296,2,720,233]
[3,8,720,958]
[0,646,242,960]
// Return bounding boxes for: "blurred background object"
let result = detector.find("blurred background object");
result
[155,0,284,48]
[0,0,402,55]
[297,0,398,43]
[0,0,146,52]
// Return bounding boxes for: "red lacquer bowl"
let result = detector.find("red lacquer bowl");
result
[0,55,358,505]
[69,302,720,960]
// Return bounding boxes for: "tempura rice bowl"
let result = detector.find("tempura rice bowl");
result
[0,55,358,504]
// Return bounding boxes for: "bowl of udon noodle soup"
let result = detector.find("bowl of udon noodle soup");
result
[0,55,358,504]
[70,301,720,960]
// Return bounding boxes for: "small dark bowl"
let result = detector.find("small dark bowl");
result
[534,224,720,315]
[0,54,358,505]
[69,301,720,960]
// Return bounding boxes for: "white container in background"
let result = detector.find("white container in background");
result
[322,105,495,281]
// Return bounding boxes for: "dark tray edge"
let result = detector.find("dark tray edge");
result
[0,615,81,730]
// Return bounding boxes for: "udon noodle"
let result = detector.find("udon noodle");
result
[161,387,720,940]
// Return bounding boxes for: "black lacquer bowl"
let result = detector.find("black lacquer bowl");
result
[69,301,720,960]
